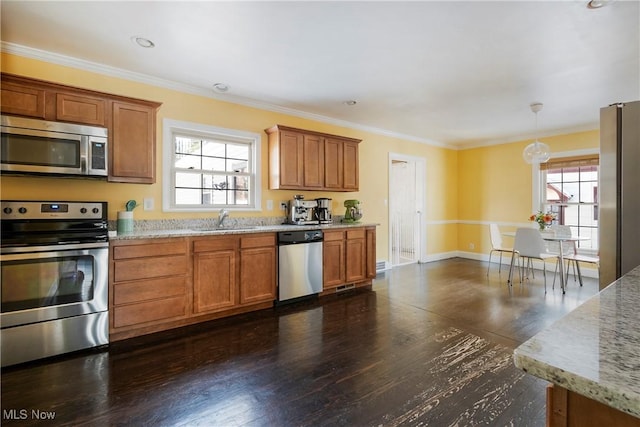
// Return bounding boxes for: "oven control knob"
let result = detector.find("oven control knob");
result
[3,207,12,214]
[80,208,88,214]
[92,208,100,214]
[18,207,27,214]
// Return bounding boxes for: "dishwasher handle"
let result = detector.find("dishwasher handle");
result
[277,230,323,245]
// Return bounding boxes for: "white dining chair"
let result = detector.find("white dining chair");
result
[507,228,559,293]
[487,223,514,276]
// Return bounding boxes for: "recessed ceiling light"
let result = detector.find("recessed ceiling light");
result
[131,36,155,48]
[587,0,609,9]
[213,83,230,93]
[343,100,357,106]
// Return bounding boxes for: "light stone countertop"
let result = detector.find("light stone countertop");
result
[513,265,640,419]
[110,221,378,240]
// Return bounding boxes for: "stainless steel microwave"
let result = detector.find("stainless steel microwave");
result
[0,116,108,177]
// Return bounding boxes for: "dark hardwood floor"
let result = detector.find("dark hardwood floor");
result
[1,258,600,426]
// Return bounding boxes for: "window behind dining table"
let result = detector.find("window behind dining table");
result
[540,155,599,253]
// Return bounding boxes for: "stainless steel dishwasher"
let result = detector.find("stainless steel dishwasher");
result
[277,230,323,303]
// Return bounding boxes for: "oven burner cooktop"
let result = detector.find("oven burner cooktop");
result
[1,200,108,249]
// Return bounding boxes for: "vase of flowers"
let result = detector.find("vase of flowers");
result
[530,211,556,230]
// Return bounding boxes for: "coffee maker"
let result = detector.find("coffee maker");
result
[287,195,319,225]
[343,199,363,223]
[315,198,332,224]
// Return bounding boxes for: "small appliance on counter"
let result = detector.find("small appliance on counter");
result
[343,199,363,223]
[287,195,319,225]
[315,198,332,224]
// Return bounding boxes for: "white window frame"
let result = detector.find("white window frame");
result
[532,148,599,254]
[162,119,261,212]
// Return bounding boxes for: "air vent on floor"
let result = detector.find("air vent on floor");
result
[376,260,389,272]
[336,284,356,293]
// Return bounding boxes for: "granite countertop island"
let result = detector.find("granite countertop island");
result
[514,266,640,420]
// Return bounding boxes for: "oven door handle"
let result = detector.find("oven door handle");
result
[1,242,108,256]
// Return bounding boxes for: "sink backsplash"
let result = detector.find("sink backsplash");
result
[108,215,347,231]
[108,216,288,232]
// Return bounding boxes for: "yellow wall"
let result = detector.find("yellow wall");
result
[458,131,600,255]
[1,52,462,261]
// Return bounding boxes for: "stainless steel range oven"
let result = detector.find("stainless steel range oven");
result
[1,200,109,367]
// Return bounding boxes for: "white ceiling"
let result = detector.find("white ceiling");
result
[1,1,639,148]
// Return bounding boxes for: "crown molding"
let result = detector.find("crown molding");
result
[2,42,455,150]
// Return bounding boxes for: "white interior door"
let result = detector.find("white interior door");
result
[389,153,425,266]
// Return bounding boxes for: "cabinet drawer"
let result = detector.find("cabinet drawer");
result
[113,241,186,260]
[346,229,365,240]
[113,296,186,328]
[241,234,276,249]
[193,237,238,253]
[113,276,186,306]
[114,255,188,282]
[324,230,345,241]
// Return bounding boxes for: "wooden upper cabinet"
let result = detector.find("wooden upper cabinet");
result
[55,93,105,126]
[0,73,161,184]
[1,81,46,119]
[343,140,359,191]
[303,133,324,188]
[324,137,344,189]
[266,124,360,192]
[277,130,304,187]
[110,101,157,183]
[240,234,277,305]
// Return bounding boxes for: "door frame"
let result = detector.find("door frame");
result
[388,152,427,265]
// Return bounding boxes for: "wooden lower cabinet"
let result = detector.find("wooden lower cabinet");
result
[240,234,277,304]
[323,227,376,292]
[345,229,366,283]
[110,229,372,340]
[110,233,277,341]
[366,226,377,278]
[546,384,640,427]
[110,238,189,340]
[323,230,346,288]
[193,237,238,313]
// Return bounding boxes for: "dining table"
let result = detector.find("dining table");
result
[502,230,590,294]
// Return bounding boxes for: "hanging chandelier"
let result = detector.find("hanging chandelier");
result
[522,102,551,164]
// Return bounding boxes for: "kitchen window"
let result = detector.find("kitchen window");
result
[537,153,599,253]
[163,119,261,212]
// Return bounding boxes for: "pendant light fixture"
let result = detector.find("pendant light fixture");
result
[522,102,551,164]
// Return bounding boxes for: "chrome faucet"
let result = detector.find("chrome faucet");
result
[217,209,229,228]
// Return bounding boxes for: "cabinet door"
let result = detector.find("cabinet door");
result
[343,140,359,191]
[0,82,46,119]
[110,101,156,183]
[240,246,276,304]
[193,249,237,313]
[324,137,344,189]
[366,227,377,279]
[279,130,304,187]
[323,231,345,288]
[56,93,106,126]
[345,230,366,283]
[303,133,324,188]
